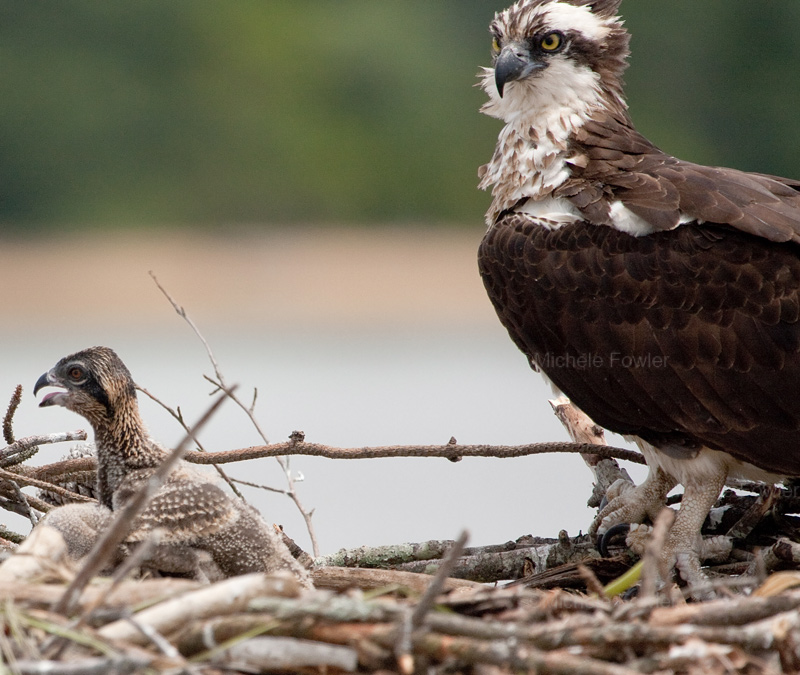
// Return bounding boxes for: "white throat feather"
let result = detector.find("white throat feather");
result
[479,56,603,225]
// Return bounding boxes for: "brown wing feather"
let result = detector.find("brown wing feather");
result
[563,116,800,243]
[479,214,800,474]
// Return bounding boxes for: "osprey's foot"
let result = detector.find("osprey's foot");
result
[626,523,732,599]
[591,469,676,539]
[627,523,732,562]
[621,471,731,598]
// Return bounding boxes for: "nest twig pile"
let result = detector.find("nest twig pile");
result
[3,408,800,672]
[2,540,800,674]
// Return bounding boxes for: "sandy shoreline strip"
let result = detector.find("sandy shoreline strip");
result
[5,226,496,329]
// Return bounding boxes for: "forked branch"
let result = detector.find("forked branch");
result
[149,270,320,556]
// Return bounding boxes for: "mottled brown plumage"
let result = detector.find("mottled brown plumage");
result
[478,0,800,587]
[34,346,311,586]
[481,217,800,471]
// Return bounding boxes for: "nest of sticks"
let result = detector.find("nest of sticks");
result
[2,530,800,674]
[2,358,800,672]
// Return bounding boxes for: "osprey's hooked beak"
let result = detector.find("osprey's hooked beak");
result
[34,369,67,407]
[494,46,545,97]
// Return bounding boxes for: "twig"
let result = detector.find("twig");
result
[183,618,279,663]
[23,438,644,472]
[4,479,38,526]
[136,383,246,501]
[229,476,290,496]
[650,589,800,626]
[0,527,24,544]
[315,534,610,584]
[315,538,463,569]
[206,636,359,672]
[0,467,96,505]
[551,397,634,508]
[149,270,321,556]
[639,507,675,600]
[126,615,183,660]
[0,430,88,468]
[148,271,224,384]
[182,438,645,465]
[410,530,469,627]
[248,593,404,624]
[3,385,22,445]
[53,390,230,616]
[577,563,608,599]
[7,656,152,675]
[408,631,642,675]
[395,530,469,674]
[0,578,200,613]
[18,457,96,483]
[311,566,484,593]
[98,572,303,644]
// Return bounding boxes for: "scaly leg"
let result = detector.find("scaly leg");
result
[591,466,676,536]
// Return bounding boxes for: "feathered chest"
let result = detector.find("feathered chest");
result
[478,59,609,226]
[479,114,579,225]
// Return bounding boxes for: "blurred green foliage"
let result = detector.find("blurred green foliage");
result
[2,1,800,231]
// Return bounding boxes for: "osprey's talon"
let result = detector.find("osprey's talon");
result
[598,523,630,558]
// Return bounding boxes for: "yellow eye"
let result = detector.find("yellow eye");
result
[540,32,563,52]
[491,36,501,54]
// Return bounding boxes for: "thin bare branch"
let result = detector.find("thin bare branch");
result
[0,430,88,469]
[410,530,469,628]
[2,474,90,504]
[0,467,96,505]
[148,271,224,384]
[5,479,38,526]
[639,507,676,600]
[136,383,246,501]
[229,476,290,496]
[149,270,320,555]
[182,437,645,465]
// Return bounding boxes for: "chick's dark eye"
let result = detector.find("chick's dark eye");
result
[68,367,84,381]
[540,32,564,52]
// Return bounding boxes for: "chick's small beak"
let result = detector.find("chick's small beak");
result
[33,371,51,396]
[34,370,66,408]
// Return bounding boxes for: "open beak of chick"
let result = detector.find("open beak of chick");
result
[34,370,68,408]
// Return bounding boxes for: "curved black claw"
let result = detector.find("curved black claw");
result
[598,523,631,558]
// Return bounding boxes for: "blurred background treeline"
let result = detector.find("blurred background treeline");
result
[3,0,800,232]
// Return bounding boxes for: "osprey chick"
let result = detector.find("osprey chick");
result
[478,0,800,588]
[34,346,311,586]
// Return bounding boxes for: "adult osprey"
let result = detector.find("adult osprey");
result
[477,0,800,586]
